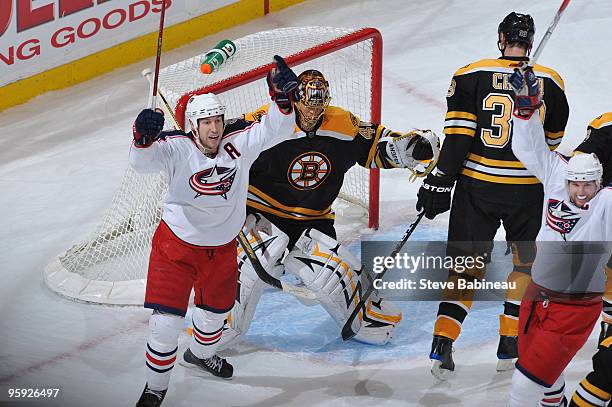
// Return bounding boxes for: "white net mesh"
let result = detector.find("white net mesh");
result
[44,26,381,305]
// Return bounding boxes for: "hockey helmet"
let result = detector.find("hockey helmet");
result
[566,153,603,184]
[184,93,226,135]
[498,12,535,51]
[296,69,331,131]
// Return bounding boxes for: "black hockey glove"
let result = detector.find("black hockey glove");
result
[509,66,542,119]
[133,108,164,147]
[266,55,300,113]
[416,173,455,220]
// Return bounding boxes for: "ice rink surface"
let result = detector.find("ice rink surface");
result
[1,0,611,405]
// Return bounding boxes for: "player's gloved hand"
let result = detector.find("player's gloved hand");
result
[133,108,164,147]
[509,65,542,120]
[267,55,300,113]
[416,173,455,219]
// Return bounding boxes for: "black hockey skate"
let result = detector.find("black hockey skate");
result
[496,335,518,371]
[430,335,455,380]
[181,348,233,379]
[598,320,611,344]
[135,384,166,407]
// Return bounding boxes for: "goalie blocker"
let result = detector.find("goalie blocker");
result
[219,214,402,348]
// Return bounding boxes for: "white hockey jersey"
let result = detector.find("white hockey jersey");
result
[130,104,296,246]
[512,113,612,293]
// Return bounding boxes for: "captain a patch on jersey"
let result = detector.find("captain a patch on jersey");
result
[189,164,237,199]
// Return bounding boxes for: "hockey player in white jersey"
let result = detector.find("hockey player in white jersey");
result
[132,55,299,407]
[507,66,612,407]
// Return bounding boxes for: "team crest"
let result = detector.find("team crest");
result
[287,152,331,190]
[189,165,237,199]
[546,198,581,237]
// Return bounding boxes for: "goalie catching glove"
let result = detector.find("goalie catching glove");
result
[133,108,164,147]
[267,55,300,113]
[509,64,542,119]
[384,129,440,179]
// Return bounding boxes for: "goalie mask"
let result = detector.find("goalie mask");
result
[296,70,331,132]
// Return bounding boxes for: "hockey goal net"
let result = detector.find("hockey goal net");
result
[44,26,382,305]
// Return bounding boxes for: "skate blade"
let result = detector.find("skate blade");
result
[495,358,516,372]
[179,360,233,380]
[431,360,454,381]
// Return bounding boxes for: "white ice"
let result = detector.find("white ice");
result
[1,0,611,406]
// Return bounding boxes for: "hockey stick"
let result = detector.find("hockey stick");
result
[142,69,180,127]
[528,0,571,66]
[149,0,168,109]
[341,211,425,341]
[237,231,317,300]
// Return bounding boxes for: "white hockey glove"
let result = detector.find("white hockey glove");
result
[385,129,440,181]
[218,214,289,349]
[284,229,402,345]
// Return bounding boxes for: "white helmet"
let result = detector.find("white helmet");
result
[566,153,603,183]
[184,93,226,134]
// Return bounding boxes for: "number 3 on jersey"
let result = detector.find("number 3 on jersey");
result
[480,93,545,148]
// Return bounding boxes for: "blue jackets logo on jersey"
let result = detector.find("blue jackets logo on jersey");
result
[287,152,331,190]
[189,165,237,199]
[546,198,581,237]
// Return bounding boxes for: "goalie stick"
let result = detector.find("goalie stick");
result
[341,211,425,341]
[141,72,317,302]
[529,0,571,66]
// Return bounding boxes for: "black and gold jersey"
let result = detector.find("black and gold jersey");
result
[245,105,394,222]
[577,112,612,186]
[569,336,612,407]
[438,56,569,188]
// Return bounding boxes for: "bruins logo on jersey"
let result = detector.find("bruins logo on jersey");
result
[447,79,456,98]
[287,152,331,190]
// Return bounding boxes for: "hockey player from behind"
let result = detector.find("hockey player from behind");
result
[576,113,612,342]
[131,56,299,407]
[415,12,569,378]
[507,65,612,407]
[219,68,440,347]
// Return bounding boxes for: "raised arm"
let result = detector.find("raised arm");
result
[509,66,561,186]
[240,55,299,156]
[511,113,558,185]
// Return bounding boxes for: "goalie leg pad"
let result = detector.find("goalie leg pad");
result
[284,229,402,345]
[219,214,289,349]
